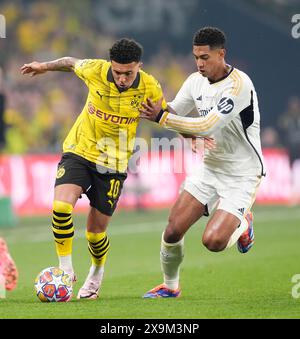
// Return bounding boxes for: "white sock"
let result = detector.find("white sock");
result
[59,255,73,275]
[160,232,184,290]
[226,217,248,249]
[86,264,104,283]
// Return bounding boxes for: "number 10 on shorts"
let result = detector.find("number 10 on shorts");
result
[107,179,120,199]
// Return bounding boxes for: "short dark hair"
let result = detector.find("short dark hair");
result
[193,27,226,49]
[109,38,143,64]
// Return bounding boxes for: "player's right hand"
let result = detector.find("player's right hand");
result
[20,62,47,76]
[139,97,164,121]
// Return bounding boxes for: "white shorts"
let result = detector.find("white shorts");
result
[183,165,262,222]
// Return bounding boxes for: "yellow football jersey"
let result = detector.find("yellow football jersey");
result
[63,59,167,172]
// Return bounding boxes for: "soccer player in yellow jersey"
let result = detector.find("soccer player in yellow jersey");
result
[21,38,167,300]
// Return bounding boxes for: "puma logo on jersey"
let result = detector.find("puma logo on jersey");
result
[96,90,103,99]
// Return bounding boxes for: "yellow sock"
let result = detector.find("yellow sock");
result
[86,231,110,267]
[52,200,74,256]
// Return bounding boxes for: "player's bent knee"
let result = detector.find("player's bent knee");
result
[202,232,226,252]
[54,184,83,207]
[164,224,183,243]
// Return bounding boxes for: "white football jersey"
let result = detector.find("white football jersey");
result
[161,67,265,177]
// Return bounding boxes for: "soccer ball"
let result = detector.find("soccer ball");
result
[34,267,73,302]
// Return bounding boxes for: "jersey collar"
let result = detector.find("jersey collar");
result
[107,66,141,91]
[208,65,234,84]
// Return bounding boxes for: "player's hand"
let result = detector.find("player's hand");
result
[139,97,164,121]
[203,137,216,150]
[181,134,216,152]
[189,137,216,153]
[20,61,47,76]
[180,133,198,153]
[191,138,198,153]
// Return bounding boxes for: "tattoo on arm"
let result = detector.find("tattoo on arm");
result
[44,57,79,72]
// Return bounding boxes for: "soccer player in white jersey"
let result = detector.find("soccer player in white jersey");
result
[140,27,265,298]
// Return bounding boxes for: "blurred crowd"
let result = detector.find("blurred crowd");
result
[0,1,192,154]
[248,0,300,24]
[261,96,300,165]
[0,0,299,167]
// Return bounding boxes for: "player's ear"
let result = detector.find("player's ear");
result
[220,48,226,58]
[139,62,143,69]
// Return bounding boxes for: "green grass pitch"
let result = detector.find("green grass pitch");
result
[0,205,300,319]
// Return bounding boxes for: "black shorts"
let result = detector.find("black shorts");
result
[54,152,127,216]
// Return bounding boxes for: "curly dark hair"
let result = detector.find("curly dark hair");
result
[109,38,143,64]
[193,27,226,49]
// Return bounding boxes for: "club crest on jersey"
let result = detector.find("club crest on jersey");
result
[217,97,234,114]
[56,166,65,179]
[131,95,142,109]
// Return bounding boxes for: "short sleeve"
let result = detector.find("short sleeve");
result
[74,59,105,85]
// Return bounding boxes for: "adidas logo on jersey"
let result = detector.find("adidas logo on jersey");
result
[238,208,245,215]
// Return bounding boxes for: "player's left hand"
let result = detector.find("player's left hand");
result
[139,97,163,121]
[190,137,216,153]
[203,137,216,150]
[191,137,198,153]
[181,134,216,152]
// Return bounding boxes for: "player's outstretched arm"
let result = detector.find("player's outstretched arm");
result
[20,57,80,76]
[140,99,216,151]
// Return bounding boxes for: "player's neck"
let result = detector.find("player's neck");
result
[208,63,232,84]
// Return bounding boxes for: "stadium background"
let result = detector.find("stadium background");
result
[0,0,300,319]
